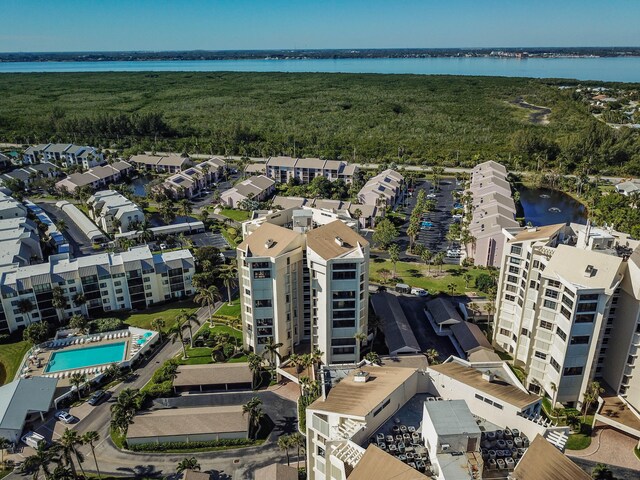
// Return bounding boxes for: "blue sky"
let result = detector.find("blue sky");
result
[2,0,639,52]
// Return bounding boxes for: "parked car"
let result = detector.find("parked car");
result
[411,288,429,297]
[54,411,75,424]
[159,243,168,250]
[88,390,106,406]
[446,249,462,258]
[21,431,46,448]
[427,193,437,199]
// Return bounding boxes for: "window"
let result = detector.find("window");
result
[510,257,521,265]
[511,245,522,255]
[577,302,598,312]
[521,327,530,337]
[562,295,574,309]
[116,296,124,302]
[333,263,357,270]
[333,320,356,328]
[540,320,553,330]
[509,265,520,274]
[550,357,561,372]
[545,289,559,299]
[560,306,571,319]
[563,366,584,376]
[499,328,510,336]
[253,270,271,279]
[252,262,270,269]
[505,294,516,302]
[571,335,591,345]
[543,299,557,309]
[556,327,567,342]
[533,260,540,269]
[507,275,518,284]
[548,280,561,288]
[332,271,356,280]
[115,288,123,294]
[575,314,595,323]
[534,351,547,360]
[579,294,599,301]
[254,299,272,308]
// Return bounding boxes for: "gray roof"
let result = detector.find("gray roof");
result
[423,399,481,437]
[450,321,492,353]
[426,297,463,326]
[0,377,58,431]
[370,292,421,355]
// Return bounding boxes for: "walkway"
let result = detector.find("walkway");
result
[567,427,640,470]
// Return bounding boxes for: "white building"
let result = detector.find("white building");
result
[159,157,226,199]
[220,175,275,208]
[237,215,369,365]
[357,169,405,208]
[23,144,103,168]
[88,190,144,234]
[55,161,132,193]
[0,217,43,269]
[0,191,27,220]
[0,246,194,333]
[265,156,358,184]
[129,154,192,173]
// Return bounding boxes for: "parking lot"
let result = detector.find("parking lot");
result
[414,178,462,255]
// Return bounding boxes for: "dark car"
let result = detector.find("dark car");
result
[88,390,106,406]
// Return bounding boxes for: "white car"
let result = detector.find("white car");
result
[54,411,75,424]
[452,214,463,220]
[426,193,437,199]
[160,243,168,250]
[446,250,462,258]
[411,288,429,297]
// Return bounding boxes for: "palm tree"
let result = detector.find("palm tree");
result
[278,434,293,466]
[0,437,10,469]
[365,351,381,365]
[421,248,432,272]
[261,337,283,369]
[176,457,201,474]
[354,332,368,356]
[247,353,263,390]
[388,243,400,278]
[290,432,306,470]
[194,285,222,326]
[179,309,201,348]
[150,317,165,342]
[169,321,189,359]
[59,428,85,478]
[463,273,472,288]
[242,397,265,440]
[69,372,86,401]
[352,207,362,232]
[425,348,440,365]
[22,441,58,480]
[69,314,88,334]
[219,264,238,306]
[82,431,101,479]
[110,388,139,437]
[447,283,456,296]
[582,381,604,422]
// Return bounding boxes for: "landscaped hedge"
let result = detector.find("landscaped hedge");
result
[128,438,255,452]
[88,317,125,333]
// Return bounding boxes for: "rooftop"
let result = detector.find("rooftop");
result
[545,244,624,290]
[173,363,252,387]
[305,219,368,260]
[253,464,298,480]
[238,222,302,258]
[349,445,429,480]
[0,377,58,431]
[509,223,567,242]
[128,405,246,439]
[512,434,590,480]
[429,361,538,409]
[423,399,481,437]
[370,292,421,355]
[309,365,417,417]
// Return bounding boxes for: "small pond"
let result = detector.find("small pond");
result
[130,175,153,197]
[518,188,587,227]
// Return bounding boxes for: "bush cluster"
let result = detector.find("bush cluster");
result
[88,317,125,333]
[128,438,254,452]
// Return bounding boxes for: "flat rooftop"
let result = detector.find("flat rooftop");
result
[173,363,252,387]
[424,399,481,437]
[309,365,417,418]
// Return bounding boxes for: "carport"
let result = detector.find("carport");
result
[173,363,253,393]
[370,292,421,355]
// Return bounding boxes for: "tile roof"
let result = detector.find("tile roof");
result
[305,219,368,260]
[174,363,252,387]
[238,222,302,258]
[349,445,429,480]
[512,435,590,480]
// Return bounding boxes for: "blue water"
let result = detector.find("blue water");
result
[1,57,640,82]
[519,188,587,227]
[45,342,126,373]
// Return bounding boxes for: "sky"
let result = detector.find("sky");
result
[2,0,639,53]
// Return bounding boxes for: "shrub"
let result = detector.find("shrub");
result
[89,317,124,333]
[128,438,255,452]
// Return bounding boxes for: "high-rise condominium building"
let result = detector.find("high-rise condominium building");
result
[493,222,640,417]
[237,210,369,366]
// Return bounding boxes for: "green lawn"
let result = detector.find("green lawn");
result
[369,259,485,295]
[219,208,251,222]
[181,323,244,365]
[566,431,592,450]
[0,336,31,385]
[214,299,241,319]
[118,300,199,330]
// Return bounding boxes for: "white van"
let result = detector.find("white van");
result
[21,431,45,448]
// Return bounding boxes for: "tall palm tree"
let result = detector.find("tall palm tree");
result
[69,372,87,401]
[169,321,189,359]
[219,264,238,306]
[110,388,139,437]
[290,432,306,470]
[247,353,263,390]
[278,434,293,466]
[194,285,222,326]
[82,431,101,479]
[22,441,58,480]
[176,457,201,474]
[151,317,165,342]
[179,309,201,348]
[352,208,362,232]
[59,429,85,478]
[242,397,265,440]
[0,437,11,468]
[261,337,283,369]
[424,348,440,365]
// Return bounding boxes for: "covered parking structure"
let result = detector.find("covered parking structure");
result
[370,292,421,356]
[173,363,253,393]
[55,200,106,243]
[127,405,248,445]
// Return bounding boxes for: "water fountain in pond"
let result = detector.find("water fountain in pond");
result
[548,207,561,213]
[539,194,551,199]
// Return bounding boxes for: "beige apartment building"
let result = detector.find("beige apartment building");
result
[237,214,369,366]
[493,221,640,437]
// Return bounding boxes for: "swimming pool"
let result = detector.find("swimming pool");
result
[45,342,126,373]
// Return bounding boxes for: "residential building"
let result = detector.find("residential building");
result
[0,217,43,269]
[492,221,640,432]
[254,464,298,480]
[237,216,369,365]
[265,156,358,184]
[466,160,518,267]
[23,144,103,168]
[55,161,132,193]
[159,157,226,199]
[61,145,104,169]
[129,153,193,173]
[56,201,106,244]
[0,191,27,219]
[23,144,51,164]
[0,377,58,443]
[24,200,69,254]
[220,175,275,208]
[357,169,405,208]
[615,179,640,196]
[87,190,144,234]
[0,245,194,333]
[0,162,60,189]
[271,195,382,229]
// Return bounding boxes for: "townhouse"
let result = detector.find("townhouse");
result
[357,169,405,208]
[265,156,358,184]
[0,162,59,188]
[23,144,103,168]
[220,175,275,208]
[159,157,226,199]
[0,217,43,269]
[466,160,518,267]
[55,161,132,193]
[0,245,194,333]
[237,216,369,365]
[493,221,640,437]
[129,153,193,173]
[87,190,144,234]
[0,191,27,219]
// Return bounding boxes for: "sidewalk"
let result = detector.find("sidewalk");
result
[567,427,640,470]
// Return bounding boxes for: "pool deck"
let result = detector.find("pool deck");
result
[20,329,150,388]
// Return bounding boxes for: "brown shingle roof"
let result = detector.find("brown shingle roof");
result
[349,445,429,480]
[127,406,247,439]
[254,464,298,480]
[174,363,253,387]
[305,220,368,260]
[238,222,302,258]
[429,362,539,409]
[309,366,416,417]
[509,223,566,242]
[512,435,590,480]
